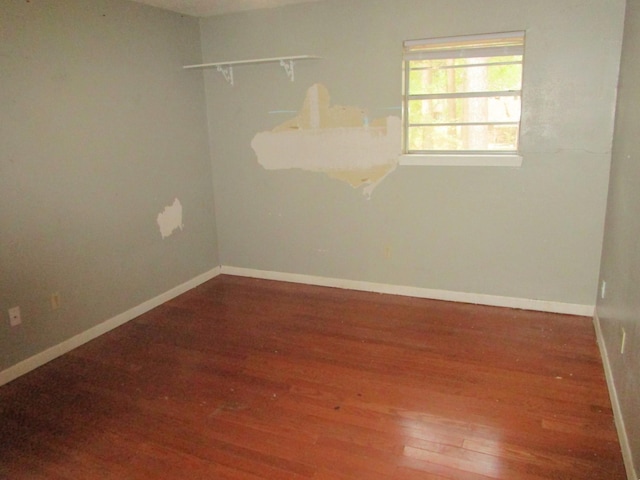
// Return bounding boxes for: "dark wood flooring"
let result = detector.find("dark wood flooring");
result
[0,275,626,479]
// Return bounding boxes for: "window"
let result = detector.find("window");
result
[402,31,525,160]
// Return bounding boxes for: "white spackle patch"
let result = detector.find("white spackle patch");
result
[157,198,184,239]
[251,83,401,196]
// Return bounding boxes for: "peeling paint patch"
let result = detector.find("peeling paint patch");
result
[251,84,401,196]
[157,198,183,239]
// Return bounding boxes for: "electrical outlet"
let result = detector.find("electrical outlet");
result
[50,292,61,310]
[8,306,21,327]
[621,328,626,355]
[601,280,606,299]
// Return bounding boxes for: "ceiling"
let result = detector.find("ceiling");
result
[130,0,324,17]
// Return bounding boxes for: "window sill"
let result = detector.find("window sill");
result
[399,154,523,167]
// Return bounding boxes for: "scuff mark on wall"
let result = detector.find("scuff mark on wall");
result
[157,198,184,239]
[251,83,401,196]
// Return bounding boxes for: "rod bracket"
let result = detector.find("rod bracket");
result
[216,65,234,86]
[279,59,295,82]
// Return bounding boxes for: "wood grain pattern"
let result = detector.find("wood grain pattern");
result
[0,275,625,479]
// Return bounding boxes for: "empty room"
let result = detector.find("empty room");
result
[1,0,639,478]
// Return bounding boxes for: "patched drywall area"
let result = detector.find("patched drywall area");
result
[251,84,401,197]
[157,198,184,238]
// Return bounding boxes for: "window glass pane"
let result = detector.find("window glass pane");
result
[408,96,521,124]
[407,124,519,152]
[408,57,522,95]
[402,31,525,155]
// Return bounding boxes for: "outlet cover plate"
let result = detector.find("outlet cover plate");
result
[9,306,21,326]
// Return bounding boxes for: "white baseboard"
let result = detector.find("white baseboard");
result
[593,312,638,480]
[220,266,594,316]
[0,264,594,388]
[0,266,221,387]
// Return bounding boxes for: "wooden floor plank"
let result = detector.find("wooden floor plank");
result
[0,275,626,479]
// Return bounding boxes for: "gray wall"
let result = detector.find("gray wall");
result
[200,0,625,307]
[0,0,218,370]
[597,0,640,475]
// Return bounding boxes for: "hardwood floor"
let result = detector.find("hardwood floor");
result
[0,275,626,479]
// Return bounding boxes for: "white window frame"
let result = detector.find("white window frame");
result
[400,31,525,167]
